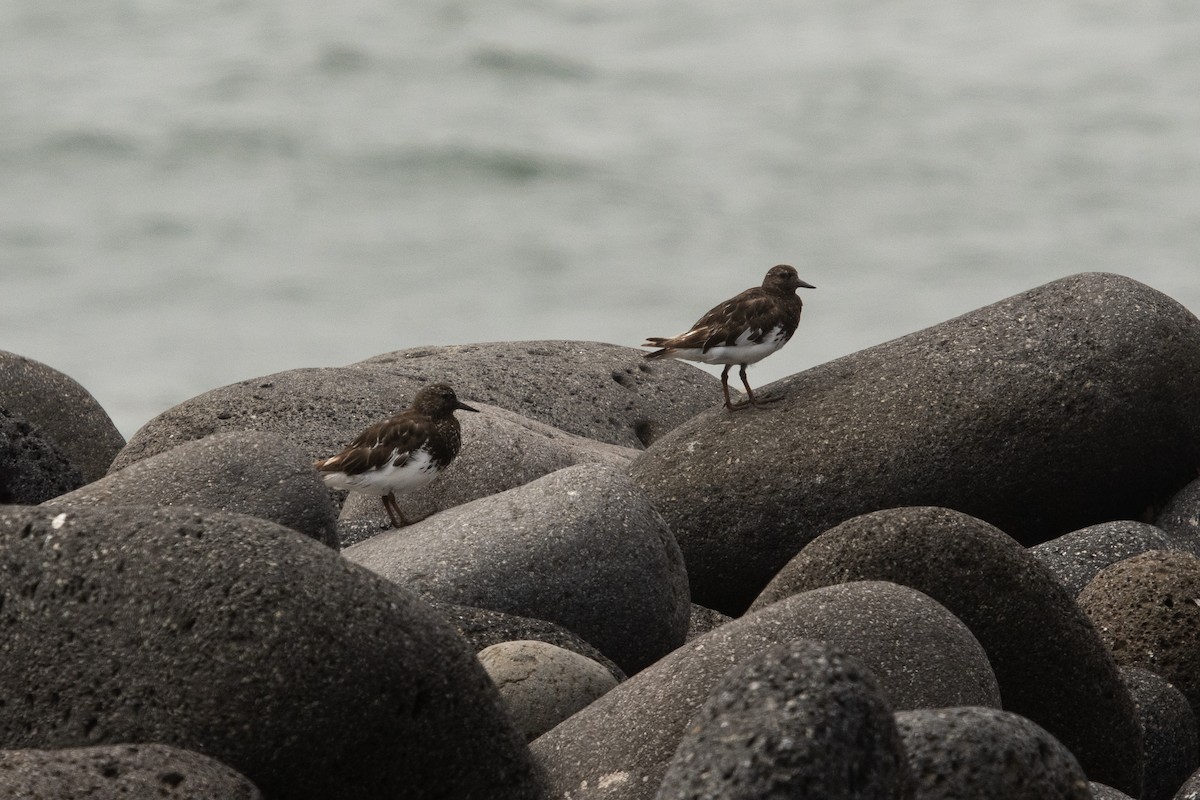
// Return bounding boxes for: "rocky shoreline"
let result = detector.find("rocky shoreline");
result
[1,271,1199,798]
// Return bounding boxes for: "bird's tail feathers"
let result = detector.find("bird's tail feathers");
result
[642,338,673,359]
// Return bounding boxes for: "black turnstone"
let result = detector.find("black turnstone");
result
[642,264,815,410]
[314,383,478,528]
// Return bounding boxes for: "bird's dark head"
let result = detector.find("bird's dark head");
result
[763,264,815,293]
[412,383,479,416]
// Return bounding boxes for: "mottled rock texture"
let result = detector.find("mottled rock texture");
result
[1078,550,1200,721]
[0,743,262,799]
[345,463,689,674]
[48,431,339,547]
[0,349,125,482]
[1120,666,1199,800]
[0,407,84,504]
[751,506,1143,798]
[629,273,1200,615]
[896,707,1092,799]
[1030,521,1184,597]
[0,505,538,800]
[655,640,912,800]
[532,581,997,800]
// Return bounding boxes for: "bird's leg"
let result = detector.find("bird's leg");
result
[740,365,782,407]
[381,492,408,528]
[721,365,737,411]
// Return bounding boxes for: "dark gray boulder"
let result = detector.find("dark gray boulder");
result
[895,707,1092,799]
[111,340,719,471]
[1120,667,1200,800]
[1078,550,1200,721]
[531,581,998,800]
[1157,476,1200,555]
[655,640,912,800]
[0,743,262,799]
[344,463,689,674]
[0,505,538,800]
[0,349,125,482]
[627,272,1200,615]
[1091,785,1136,800]
[0,407,85,504]
[685,604,732,642]
[337,402,636,545]
[430,600,626,682]
[46,431,339,547]
[1178,766,1200,799]
[750,506,1143,798]
[1029,520,1183,597]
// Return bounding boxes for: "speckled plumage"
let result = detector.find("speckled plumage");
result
[314,383,477,528]
[643,265,815,409]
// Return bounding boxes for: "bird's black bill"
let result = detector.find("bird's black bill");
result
[456,400,480,412]
[797,279,816,289]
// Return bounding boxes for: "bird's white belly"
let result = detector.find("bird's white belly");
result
[321,448,439,495]
[674,326,789,365]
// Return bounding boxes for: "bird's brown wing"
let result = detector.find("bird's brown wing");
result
[317,413,431,475]
[649,287,791,352]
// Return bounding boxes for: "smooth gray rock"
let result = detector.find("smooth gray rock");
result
[531,581,998,800]
[896,707,1091,799]
[1178,766,1200,799]
[1121,667,1200,800]
[1158,476,1200,555]
[1091,785,1136,800]
[0,505,538,800]
[751,506,1143,798]
[628,272,1200,615]
[1030,520,1183,597]
[431,601,626,682]
[0,407,84,503]
[0,743,262,799]
[111,340,720,471]
[480,640,618,741]
[47,431,339,548]
[685,604,732,642]
[1079,550,1200,721]
[0,349,125,482]
[344,463,689,674]
[338,403,636,545]
[655,640,912,800]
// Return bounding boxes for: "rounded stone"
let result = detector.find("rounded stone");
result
[1090,785,1136,800]
[0,408,84,504]
[750,506,1143,798]
[1030,521,1184,597]
[344,463,689,675]
[0,505,537,800]
[1156,476,1200,555]
[1078,550,1200,721]
[628,273,1200,616]
[0,743,262,799]
[1120,666,1200,800]
[0,349,125,483]
[895,707,1092,799]
[1177,765,1200,799]
[47,430,339,548]
[531,581,998,800]
[337,403,636,545]
[655,640,912,800]
[479,640,619,741]
[111,340,720,472]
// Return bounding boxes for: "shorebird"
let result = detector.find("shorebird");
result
[314,383,478,527]
[642,264,815,410]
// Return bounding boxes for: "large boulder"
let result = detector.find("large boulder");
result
[751,506,1143,797]
[627,273,1200,615]
[895,707,1092,799]
[1078,550,1200,721]
[112,340,720,471]
[654,640,912,800]
[1029,521,1185,597]
[0,743,262,799]
[0,350,125,482]
[531,581,997,800]
[46,431,339,547]
[0,407,84,504]
[0,505,538,800]
[344,463,689,674]
[337,403,636,545]
[1157,476,1200,555]
[1120,667,1199,800]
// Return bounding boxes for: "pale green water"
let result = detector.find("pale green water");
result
[2,0,1199,437]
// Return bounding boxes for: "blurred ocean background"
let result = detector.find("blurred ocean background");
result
[2,0,1199,439]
